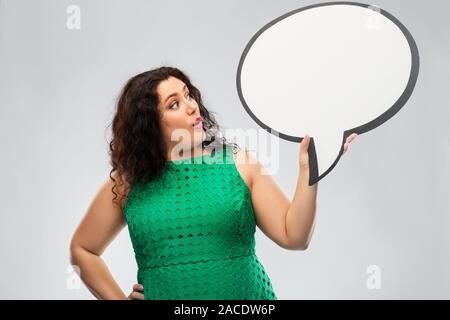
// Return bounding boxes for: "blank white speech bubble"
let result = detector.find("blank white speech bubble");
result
[237,2,419,185]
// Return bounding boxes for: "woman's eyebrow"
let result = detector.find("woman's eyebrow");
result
[164,84,187,103]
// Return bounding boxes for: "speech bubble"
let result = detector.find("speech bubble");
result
[236,2,420,185]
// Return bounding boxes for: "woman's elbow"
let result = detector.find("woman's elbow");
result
[69,238,80,265]
[291,242,309,251]
[69,235,88,265]
[282,239,309,251]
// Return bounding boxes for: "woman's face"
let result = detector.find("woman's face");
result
[157,76,206,158]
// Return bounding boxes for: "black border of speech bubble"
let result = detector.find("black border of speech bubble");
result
[236,1,420,185]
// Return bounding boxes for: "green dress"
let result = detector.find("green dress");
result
[123,146,277,300]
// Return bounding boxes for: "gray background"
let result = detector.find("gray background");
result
[0,0,448,299]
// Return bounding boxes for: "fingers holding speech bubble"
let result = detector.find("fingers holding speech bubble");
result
[236,2,420,185]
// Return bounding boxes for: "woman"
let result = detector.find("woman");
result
[69,66,357,300]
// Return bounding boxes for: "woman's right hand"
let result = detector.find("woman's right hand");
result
[127,283,144,300]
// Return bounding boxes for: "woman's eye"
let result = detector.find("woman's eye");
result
[169,93,192,109]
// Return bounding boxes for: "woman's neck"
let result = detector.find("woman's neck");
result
[167,145,208,161]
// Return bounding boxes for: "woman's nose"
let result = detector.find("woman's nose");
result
[186,101,197,114]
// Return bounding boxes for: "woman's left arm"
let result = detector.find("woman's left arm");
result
[246,133,357,251]
[286,133,358,249]
[284,134,317,250]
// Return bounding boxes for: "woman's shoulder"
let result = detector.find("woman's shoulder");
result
[230,147,260,193]
[232,147,259,167]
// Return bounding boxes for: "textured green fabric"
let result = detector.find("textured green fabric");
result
[123,146,277,300]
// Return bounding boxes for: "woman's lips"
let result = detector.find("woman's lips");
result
[193,120,203,129]
[193,116,203,129]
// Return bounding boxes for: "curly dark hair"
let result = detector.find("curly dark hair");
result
[106,66,240,211]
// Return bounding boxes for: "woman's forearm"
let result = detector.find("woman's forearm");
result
[70,246,127,300]
[285,170,318,250]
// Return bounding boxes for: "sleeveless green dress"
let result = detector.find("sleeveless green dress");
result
[123,146,277,300]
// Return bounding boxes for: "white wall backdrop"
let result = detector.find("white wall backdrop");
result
[0,0,448,299]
